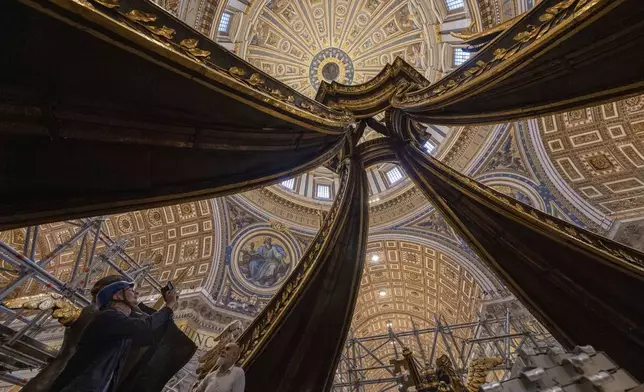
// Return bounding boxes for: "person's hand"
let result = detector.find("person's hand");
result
[163,289,178,310]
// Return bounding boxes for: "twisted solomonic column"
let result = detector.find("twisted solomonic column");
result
[383,109,644,380]
[237,135,370,391]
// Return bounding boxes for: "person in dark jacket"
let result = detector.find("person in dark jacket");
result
[22,275,125,392]
[50,279,177,392]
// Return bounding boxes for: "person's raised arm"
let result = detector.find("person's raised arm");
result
[101,289,178,341]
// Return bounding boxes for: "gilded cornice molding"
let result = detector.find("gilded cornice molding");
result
[395,0,603,108]
[390,0,644,125]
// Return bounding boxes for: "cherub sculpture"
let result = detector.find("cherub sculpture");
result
[4,293,82,326]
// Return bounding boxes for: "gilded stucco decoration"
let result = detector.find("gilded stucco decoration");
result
[538,95,644,219]
[238,0,435,98]
[536,95,644,249]
[0,201,220,299]
[208,197,314,317]
[352,239,483,391]
[395,0,603,108]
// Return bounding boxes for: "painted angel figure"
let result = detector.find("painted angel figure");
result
[195,320,244,380]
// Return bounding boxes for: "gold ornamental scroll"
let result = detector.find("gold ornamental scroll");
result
[392,0,644,125]
[237,139,369,391]
[386,110,644,380]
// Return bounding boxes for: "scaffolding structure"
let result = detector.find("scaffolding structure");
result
[0,220,563,392]
[0,218,163,387]
[333,294,561,392]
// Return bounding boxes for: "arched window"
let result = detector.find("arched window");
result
[424,140,436,154]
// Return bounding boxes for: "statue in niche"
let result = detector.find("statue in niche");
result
[239,236,290,288]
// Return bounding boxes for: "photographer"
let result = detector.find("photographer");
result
[50,280,178,392]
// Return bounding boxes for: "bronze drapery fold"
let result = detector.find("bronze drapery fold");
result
[386,111,644,380]
[0,0,353,230]
[392,0,644,125]
[237,140,369,391]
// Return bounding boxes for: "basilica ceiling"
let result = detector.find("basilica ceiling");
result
[2,0,644,368]
[348,239,483,391]
[237,0,437,98]
[0,201,218,299]
[537,95,644,251]
[355,239,482,336]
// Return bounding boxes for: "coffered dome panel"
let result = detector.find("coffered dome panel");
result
[537,95,644,219]
[348,238,484,390]
[0,201,222,299]
[238,0,436,98]
[354,239,483,334]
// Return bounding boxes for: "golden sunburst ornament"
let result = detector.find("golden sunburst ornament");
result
[308,47,354,90]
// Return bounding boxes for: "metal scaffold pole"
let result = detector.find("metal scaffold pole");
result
[332,294,561,391]
[0,218,164,386]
